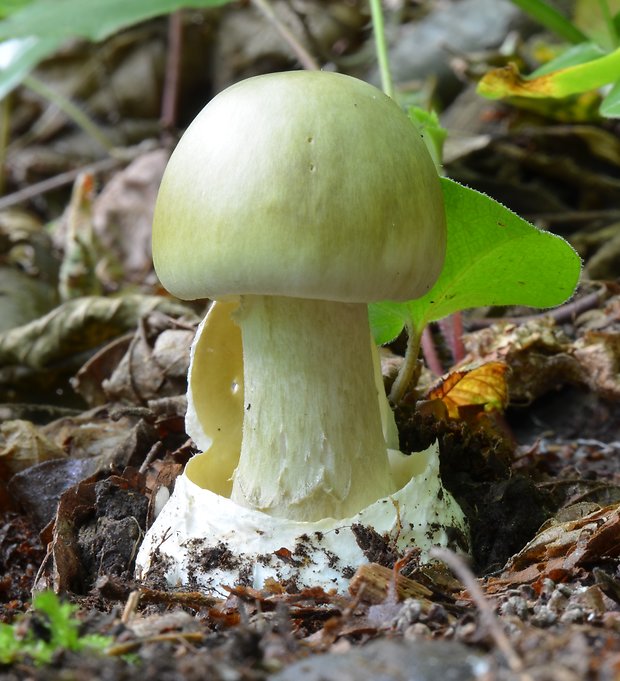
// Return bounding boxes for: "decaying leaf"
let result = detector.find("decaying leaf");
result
[573,330,620,400]
[477,47,620,102]
[58,172,104,301]
[71,333,134,406]
[104,326,194,405]
[35,469,148,595]
[73,314,196,407]
[463,319,584,404]
[0,267,58,332]
[487,503,620,592]
[0,419,65,477]
[0,294,193,370]
[427,361,509,418]
[8,411,159,529]
[348,563,433,606]
[90,149,170,284]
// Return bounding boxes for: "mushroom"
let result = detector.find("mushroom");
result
[137,71,467,590]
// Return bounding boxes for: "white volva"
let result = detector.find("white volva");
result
[135,301,468,590]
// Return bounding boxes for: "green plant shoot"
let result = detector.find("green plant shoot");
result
[478,0,620,117]
[0,591,111,666]
[369,0,581,401]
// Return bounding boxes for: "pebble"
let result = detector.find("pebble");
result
[271,638,491,681]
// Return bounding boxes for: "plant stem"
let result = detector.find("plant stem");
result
[369,0,394,99]
[161,10,184,132]
[389,322,422,404]
[598,0,620,47]
[370,0,426,404]
[24,75,114,153]
[0,94,10,197]
[508,0,588,44]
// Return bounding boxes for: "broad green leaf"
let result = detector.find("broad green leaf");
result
[369,178,581,344]
[368,301,409,346]
[478,46,620,99]
[601,78,620,116]
[0,0,233,42]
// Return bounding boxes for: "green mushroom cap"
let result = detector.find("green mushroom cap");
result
[152,70,446,304]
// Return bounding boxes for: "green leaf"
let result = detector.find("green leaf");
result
[508,0,589,44]
[0,0,234,99]
[369,179,581,344]
[478,46,620,100]
[601,78,620,116]
[0,0,33,20]
[407,107,446,172]
[33,591,81,650]
[530,42,607,76]
[0,0,233,42]
[368,301,410,346]
[0,623,20,664]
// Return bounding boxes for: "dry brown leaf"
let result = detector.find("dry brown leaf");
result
[0,419,66,477]
[573,330,620,400]
[427,361,509,419]
[486,504,620,593]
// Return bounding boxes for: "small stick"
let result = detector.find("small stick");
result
[430,547,531,679]
[420,325,444,376]
[161,10,184,132]
[450,312,466,363]
[251,0,320,71]
[121,590,141,624]
[0,156,122,210]
[467,289,605,330]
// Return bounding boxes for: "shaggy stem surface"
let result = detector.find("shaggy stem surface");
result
[231,295,396,521]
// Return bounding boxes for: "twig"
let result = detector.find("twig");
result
[139,441,166,475]
[121,590,140,624]
[161,10,184,132]
[24,74,115,153]
[251,0,320,71]
[0,94,10,197]
[450,312,466,362]
[430,547,531,680]
[0,156,123,210]
[466,288,606,330]
[420,325,444,376]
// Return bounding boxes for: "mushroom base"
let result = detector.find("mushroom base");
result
[135,441,468,593]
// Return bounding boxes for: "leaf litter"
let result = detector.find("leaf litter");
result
[0,2,620,679]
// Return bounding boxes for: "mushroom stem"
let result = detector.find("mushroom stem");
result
[230,295,397,522]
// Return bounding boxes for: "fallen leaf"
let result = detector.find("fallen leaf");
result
[0,419,65,477]
[486,503,620,593]
[427,361,509,418]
